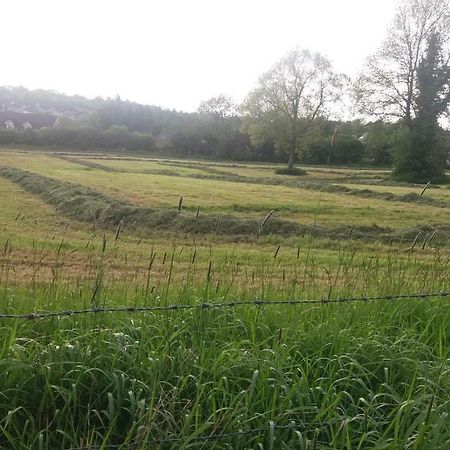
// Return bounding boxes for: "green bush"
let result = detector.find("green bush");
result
[274,166,306,176]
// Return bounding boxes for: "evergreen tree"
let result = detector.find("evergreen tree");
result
[393,33,450,182]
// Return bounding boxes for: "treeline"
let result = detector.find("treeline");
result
[0,125,155,152]
[0,86,448,166]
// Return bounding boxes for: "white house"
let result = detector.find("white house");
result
[358,132,368,144]
[4,120,14,129]
[23,121,33,129]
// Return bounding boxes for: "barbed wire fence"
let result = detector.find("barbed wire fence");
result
[1,290,447,449]
[0,291,447,320]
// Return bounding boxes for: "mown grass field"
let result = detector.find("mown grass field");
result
[0,148,449,449]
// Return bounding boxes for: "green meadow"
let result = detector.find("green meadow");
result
[0,149,449,449]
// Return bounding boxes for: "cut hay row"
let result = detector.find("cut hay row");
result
[1,166,449,244]
[55,154,184,177]
[186,172,450,209]
[60,155,449,209]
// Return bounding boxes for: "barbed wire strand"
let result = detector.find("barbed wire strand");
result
[0,291,447,320]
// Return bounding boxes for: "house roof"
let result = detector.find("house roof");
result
[0,110,57,128]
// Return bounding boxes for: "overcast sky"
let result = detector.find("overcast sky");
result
[1,0,398,112]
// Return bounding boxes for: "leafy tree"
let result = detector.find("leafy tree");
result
[241,48,344,170]
[197,95,238,118]
[300,120,365,165]
[356,0,449,126]
[196,96,249,158]
[393,33,450,182]
[161,111,251,160]
[363,122,399,165]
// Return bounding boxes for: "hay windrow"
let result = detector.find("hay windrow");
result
[55,154,183,177]
[186,173,450,209]
[1,166,449,243]
[58,155,449,209]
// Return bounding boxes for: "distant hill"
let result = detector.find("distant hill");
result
[0,86,182,135]
[0,86,97,115]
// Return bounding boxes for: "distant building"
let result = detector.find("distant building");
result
[0,111,57,129]
[358,132,368,144]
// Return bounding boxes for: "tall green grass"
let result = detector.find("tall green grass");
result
[0,236,449,449]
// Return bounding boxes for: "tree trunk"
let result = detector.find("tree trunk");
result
[287,122,298,169]
[287,148,295,169]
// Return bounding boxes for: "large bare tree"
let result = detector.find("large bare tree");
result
[242,48,344,170]
[356,0,450,126]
